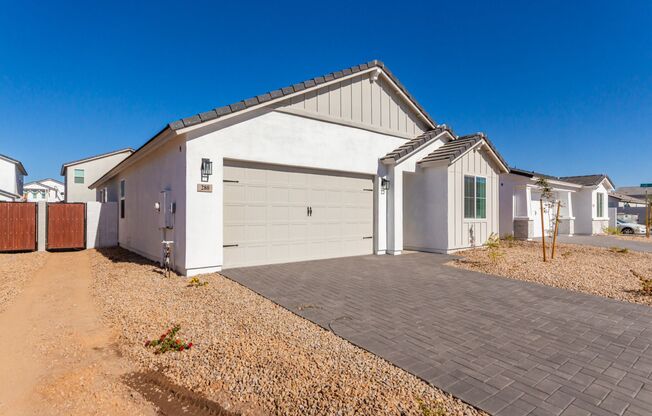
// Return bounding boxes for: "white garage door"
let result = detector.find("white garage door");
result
[223,163,374,268]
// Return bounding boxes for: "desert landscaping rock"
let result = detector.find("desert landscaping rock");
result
[90,248,485,416]
[0,251,48,312]
[450,240,652,306]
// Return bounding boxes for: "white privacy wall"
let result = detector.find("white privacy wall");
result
[447,147,500,250]
[183,110,407,275]
[86,202,119,248]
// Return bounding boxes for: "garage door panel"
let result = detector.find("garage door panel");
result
[223,164,373,268]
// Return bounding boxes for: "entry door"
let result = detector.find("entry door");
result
[223,163,373,268]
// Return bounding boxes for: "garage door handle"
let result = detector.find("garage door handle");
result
[223,244,239,248]
[362,236,373,239]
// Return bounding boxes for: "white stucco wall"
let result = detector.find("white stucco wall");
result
[447,146,501,250]
[0,159,19,197]
[103,138,186,270]
[183,110,407,275]
[65,152,132,202]
[403,165,448,251]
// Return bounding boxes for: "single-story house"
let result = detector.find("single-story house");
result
[90,60,508,275]
[24,178,65,202]
[0,153,27,201]
[61,148,133,202]
[500,169,615,238]
[615,186,652,201]
[609,191,649,225]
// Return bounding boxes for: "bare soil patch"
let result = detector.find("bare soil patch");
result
[0,251,48,312]
[449,240,652,306]
[90,247,485,416]
[0,251,156,416]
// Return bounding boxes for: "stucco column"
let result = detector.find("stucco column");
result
[37,201,46,251]
[374,175,387,255]
[387,166,403,255]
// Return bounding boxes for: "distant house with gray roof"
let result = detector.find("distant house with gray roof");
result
[500,169,615,239]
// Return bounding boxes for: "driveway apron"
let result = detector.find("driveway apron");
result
[222,252,652,416]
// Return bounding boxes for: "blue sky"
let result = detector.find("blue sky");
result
[0,0,650,186]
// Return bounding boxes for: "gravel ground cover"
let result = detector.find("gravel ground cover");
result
[449,240,652,306]
[607,234,652,244]
[90,248,485,416]
[0,251,48,312]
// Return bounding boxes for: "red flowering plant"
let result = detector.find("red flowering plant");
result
[144,324,193,354]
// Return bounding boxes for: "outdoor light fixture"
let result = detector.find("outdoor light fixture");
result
[201,158,213,182]
[381,178,390,192]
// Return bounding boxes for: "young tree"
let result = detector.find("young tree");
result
[535,177,554,262]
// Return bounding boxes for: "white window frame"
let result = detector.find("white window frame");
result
[596,192,605,218]
[120,179,126,219]
[464,175,488,220]
[74,169,85,184]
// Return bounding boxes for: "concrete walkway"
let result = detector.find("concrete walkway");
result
[222,253,652,416]
[546,235,652,253]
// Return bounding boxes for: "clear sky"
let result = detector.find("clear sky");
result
[1,0,650,186]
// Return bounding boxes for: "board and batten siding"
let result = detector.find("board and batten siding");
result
[283,72,428,137]
[447,147,500,250]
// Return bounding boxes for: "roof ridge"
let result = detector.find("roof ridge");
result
[168,59,436,131]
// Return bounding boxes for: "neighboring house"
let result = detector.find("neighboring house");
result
[500,169,615,238]
[90,60,509,276]
[616,186,652,201]
[24,178,65,202]
[0,153,27,201]
[60,148,133,202]
[609,191,648,225]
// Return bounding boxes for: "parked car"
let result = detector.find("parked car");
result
[616,219,647,234]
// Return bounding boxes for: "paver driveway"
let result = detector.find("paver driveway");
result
[222,253,652,416]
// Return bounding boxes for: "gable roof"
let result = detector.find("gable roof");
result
[609,191,647,205]
[0,153,27,175]
[91,60,438,189]
[25,178,63,187]
[168,60,436,131]
[616,186,652,196]
[380,125,454,164]
[417,133,509,172]
[60,148,134,176]
[559,174,615,189]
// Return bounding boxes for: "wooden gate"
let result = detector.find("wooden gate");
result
[0,202,37,252]
[47,203,86,250]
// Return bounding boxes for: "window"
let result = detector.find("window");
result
[464,175,487,219]
[74,169,84,184]
[120,180,126,219]
[597,192,605,218]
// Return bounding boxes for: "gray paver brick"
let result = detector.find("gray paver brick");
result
[222,252,652,416]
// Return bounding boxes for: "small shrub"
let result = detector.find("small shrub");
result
[609,246,629,254]
[631,270,652,295]
[416,398,446,416]
[187,277,209,287]
[485,233,503,263]
[603,226,621,236]
[502,234,516,248]
[145,324,193,354]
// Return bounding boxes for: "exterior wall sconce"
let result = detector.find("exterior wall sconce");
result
[201,158,213,182]
[381,178,390,192]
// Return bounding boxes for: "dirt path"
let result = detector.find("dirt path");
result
[0,251,156,416]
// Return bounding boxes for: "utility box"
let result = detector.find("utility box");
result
[158,191,175,229]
